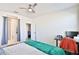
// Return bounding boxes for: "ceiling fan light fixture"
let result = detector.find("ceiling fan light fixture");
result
[19,3,37,13]
[28,8,32,12]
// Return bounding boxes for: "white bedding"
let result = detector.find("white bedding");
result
[3,43,46,55]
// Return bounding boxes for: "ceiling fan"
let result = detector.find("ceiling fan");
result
[19,3,37,13]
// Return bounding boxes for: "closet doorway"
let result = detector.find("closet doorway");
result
[8,16,20,45]
[26,23,31,39]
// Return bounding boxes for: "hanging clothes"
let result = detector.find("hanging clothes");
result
[60,37,78,54]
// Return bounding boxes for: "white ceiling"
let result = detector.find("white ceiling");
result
[0,3,77,18]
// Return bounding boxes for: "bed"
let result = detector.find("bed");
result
[0,40,65,55]
[2,43,47,55]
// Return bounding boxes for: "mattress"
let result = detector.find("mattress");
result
[3,43,47,55]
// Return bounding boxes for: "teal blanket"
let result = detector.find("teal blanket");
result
[24,40,65,55]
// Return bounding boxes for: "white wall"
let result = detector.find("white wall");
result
[0,7,78,46]
[33,10,78,46]
[0,11,32,45]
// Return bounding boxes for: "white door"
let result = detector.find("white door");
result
[31,23,36,40]
[8,16,18,45]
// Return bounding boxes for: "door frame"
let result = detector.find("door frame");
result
[26,23,31,39]
[2,16,21,45]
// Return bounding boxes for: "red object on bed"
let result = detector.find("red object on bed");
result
[60,37,78,54]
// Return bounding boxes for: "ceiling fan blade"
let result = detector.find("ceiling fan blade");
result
[19,7,26,9]
[29,4,32,7]
[28,4,32,9]
[32,9,35,13]
[33,3,37,8]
